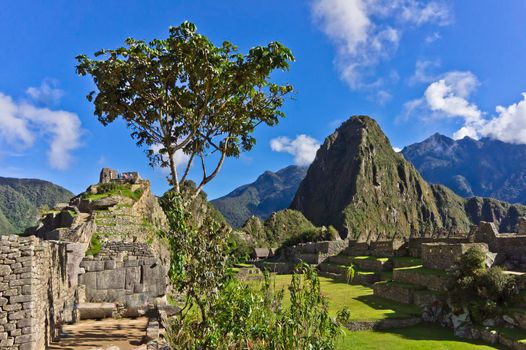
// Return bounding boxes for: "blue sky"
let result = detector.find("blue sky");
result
[1,1,525,199]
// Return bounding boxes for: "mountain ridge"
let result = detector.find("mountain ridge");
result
[402,133,526,205]
[211,165,307,227]
[0,176,73,233]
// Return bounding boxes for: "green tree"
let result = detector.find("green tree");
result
[76,21,294,197]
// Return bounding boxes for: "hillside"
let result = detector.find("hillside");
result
[290,116,526,240]
[211,165,307,227]
[0,176,73,234]
[402,133,526,205]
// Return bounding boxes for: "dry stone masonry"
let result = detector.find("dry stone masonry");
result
[0,236,75,350]
[0,168,170,349]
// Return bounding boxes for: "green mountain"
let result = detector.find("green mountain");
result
[211,165,308,227]
[290,116,526,240]
[0,177,73,234]
[402,133,526,205]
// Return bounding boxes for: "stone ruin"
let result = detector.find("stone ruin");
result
[100,167,142,184]
[0,168,171,349]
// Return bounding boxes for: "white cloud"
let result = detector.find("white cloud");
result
[0,92,82,170]
[404,70,526,144]
[408,59,440,85]
[393,147,402,152]
[150,143,190,172]
[424,71,481,124]
[270,134,320,166]
[312,0,451,89]
[26,79,64,105]
[480,93,526,144]
[0,93,34,148]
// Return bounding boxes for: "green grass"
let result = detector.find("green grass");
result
[262,274,420,320]
[337,325,506,349]
[353,256,389,263]
[378,280,425,290]
[85,233,102,257]
[83,184,144,202]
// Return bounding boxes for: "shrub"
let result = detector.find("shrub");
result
[165,264,343,349]
[160,190,344,349]
[449,247,518,324]
[85,233,102,257]
[457,246,486,277]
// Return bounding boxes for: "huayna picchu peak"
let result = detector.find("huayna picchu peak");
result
[290,116,526,240]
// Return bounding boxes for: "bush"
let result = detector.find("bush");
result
[457,246,486,277]
[449,247,518,324]
[166,264,343,349]
[85,233,102,256]
[161,191,344,349]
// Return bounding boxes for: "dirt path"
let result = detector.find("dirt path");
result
[48,317,148,350]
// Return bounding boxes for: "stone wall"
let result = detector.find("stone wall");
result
[286,240,348,264]
[0,235,76,350]
[408,237,469,257]
[421,242,488,270]
[476,221,526,257]
[79,242,166,311]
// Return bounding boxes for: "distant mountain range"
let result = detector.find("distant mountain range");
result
[211,165,307,227]
[402,134,526,205]
[0,177,73,234]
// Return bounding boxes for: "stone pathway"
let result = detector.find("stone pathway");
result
[48,317,148,350]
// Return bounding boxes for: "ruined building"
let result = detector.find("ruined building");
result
[0,168,169,349]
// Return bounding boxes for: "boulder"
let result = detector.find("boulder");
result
[90,197,120,210]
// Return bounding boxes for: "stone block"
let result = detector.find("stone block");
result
[81,272,97,291]
[124,260,138,267]
[96,269,126,290]
[104,260,117,270]
[9,295,31,303]
[125,293,149,308]
[125,267,141,290]
[78,302,115,319]
[0,266,11,276]
[81,260,105,272]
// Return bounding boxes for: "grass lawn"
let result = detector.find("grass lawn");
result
[337,325,506,350]
[260,275,507,349]
[265,274,420,319]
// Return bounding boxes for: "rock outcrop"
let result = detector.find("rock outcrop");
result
[29,169,169,311]
[290,116,526,240]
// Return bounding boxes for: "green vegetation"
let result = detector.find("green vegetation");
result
[187,265,341,349]
[242,209,339,249]
[85,233,102,257]
[354,256,389,263]
[77,21,294,198]
[449,247,518,324]
[337,325,505,350]
[83,183,144,202]
[260,274,420,319]
[211,165,308,228]
[0,177,72,234]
